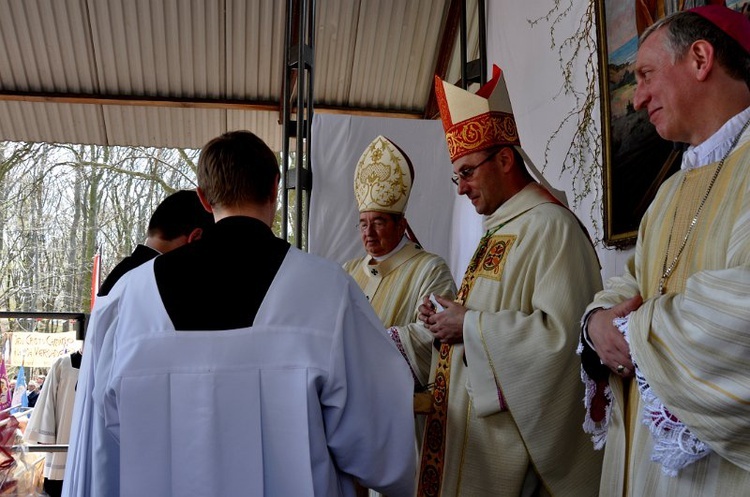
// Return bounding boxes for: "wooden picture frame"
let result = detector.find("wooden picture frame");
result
[594,0,683,247]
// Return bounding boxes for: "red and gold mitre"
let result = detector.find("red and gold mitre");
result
[354,135,414,214]
[434,64,520,162]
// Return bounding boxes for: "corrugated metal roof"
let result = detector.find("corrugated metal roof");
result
[0,0,479,151]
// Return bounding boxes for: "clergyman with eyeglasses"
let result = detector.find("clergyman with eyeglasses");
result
[343,136,456,333]
[396,65,605,497]
[343,135,456,497]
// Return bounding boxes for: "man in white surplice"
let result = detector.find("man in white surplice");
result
[63,130,416,497]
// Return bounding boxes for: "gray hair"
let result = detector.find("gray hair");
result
[640,10,750,87]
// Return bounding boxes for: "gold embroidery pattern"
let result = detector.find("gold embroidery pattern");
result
[445,112,519,162]
[354,137,409,210]
[417,224,506,497]
[478,236,515,280]
[417,343,453,497]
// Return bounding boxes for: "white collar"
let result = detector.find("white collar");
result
[681,106,750,171]
[371,236,408,262]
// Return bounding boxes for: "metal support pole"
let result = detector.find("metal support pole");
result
[460,0,468,89]
[282,0,315,249]
[459,0,488,87]
[478,0,487,85]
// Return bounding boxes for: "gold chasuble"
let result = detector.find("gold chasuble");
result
[397,183,603,497]
[345,241,456,497]
[343,242,456,332]
[417,224,512,497]
[586,130,750,497]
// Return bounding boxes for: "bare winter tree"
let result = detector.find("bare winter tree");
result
[0,141,201,317]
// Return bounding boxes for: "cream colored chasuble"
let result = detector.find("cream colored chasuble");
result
[404,183,603,497]
[588,133,750,497]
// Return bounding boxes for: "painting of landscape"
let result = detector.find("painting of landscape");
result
[596,0,677,246]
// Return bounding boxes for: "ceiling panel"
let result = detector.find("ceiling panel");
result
[0,101,106,145]
[0,0,98,92]
[226,0,285,100]
[0,0,480,150]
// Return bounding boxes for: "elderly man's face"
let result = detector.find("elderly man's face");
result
[358,211,405,257]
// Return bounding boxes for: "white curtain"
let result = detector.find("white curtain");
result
[308,113,480,283]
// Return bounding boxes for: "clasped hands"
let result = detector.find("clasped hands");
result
[418,294,465,344]
[587,294,643,378]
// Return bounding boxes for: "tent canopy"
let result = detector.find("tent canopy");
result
[0,0,480,151]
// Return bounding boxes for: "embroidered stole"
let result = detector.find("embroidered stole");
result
[416,224,505,497]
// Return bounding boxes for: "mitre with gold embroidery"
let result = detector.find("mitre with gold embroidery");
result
[434,64,521,162]
[354,135,414,214]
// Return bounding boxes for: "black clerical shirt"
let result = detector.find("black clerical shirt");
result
[154,216,290,331]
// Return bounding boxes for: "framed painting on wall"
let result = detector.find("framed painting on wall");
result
[595,0,683,246]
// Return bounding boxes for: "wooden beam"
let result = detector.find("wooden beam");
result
[0,90,278,111]
[0,90,422,118]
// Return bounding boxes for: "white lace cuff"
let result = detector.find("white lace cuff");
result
[614,315,711,476]
[580,366,612,450]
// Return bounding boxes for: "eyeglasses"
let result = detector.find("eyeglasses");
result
[451,149,500,186]
[357,218,391,232]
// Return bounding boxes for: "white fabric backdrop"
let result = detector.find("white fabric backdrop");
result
[309,113,477,284]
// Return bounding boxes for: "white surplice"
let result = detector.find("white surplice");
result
[25,353,80,480]
[63,248,416,497]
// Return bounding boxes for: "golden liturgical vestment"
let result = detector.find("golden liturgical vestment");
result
[344,242,456,330]
[585,128,750,497]
[397,183,604,497]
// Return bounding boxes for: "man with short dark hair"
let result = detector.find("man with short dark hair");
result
[63,130,416,497]
[97,189,214,296]
[395,66,604,496]
[581,5,750,496]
